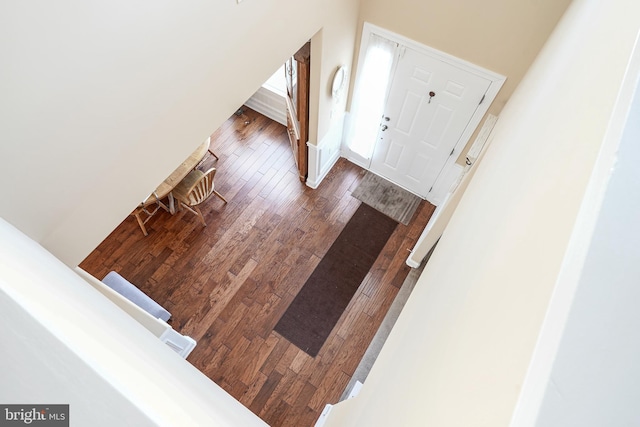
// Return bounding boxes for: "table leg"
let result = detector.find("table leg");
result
[168,193,176,214]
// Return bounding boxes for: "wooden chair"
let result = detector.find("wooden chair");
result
[131,192,169,236]
[172,168,227,226]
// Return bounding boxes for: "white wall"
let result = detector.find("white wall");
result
[532,59,640,427]
[509,39,640,426]
[0,0,360,266]
[0,217,267,426]
[323,0,640,426]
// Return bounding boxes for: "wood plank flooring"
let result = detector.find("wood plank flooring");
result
[80,107,435,427]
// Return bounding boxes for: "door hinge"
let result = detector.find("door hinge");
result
[428,186,433,193]
[479,94,486,105]
[450,148,455,156]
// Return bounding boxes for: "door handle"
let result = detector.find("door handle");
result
[381,125,388,131]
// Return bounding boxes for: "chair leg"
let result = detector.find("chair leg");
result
[179,202,206,227]
[193,206,207,227]
[208,149,219,160]
[213,190,228,203]
[133,211,149,236]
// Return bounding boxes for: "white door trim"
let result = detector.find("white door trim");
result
[345,22,506,204]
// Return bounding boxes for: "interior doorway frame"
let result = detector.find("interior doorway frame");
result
[343,22,506,205]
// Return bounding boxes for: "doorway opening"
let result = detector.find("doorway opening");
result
[245,42,311,183]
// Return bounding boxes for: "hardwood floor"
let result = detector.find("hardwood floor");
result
[80,108,435,427]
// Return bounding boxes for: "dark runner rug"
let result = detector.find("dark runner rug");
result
[274,203,398,357]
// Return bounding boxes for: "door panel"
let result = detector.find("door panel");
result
[370,46,491,197]
[384,139,404,168]
[396,92,422,133]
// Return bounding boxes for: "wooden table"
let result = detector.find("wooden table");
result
[133,140,210,235]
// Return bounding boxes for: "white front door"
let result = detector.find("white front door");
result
[370,46,492,197]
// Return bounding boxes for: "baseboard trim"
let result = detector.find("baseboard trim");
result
[314,404,334,427]
[307,113,345,189]
[307,148,340,189]
[244,87,286,126]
